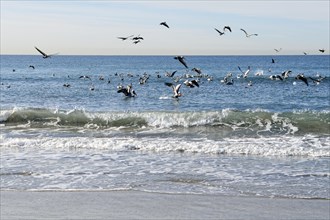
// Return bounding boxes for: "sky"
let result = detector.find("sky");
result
[1,0,329,55]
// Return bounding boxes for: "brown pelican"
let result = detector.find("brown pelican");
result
[160,22,169,28]
[295,74,309,86]
[117,84,137,97]
[174,56,188,68]
[240,28,258,37]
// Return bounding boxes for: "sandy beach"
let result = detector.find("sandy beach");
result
[1,190,329,220]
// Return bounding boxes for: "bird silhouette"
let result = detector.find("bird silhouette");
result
[240,28,258,37]
[174,56,188,68]
[223,26,232,32]
[214,28,225,36]
[34,46,57,58]
[117,35,134,40]
[160,22,169,28]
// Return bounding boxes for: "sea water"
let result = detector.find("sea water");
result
[1,55,329,199]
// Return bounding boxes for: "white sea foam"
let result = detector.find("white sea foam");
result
[1,135,329,157]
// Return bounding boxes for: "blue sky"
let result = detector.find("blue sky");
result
[1,0,329,55]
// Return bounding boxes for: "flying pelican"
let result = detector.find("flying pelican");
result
[240,28,258,37]
[319,49,325,53]
[174,56,188,68]
[132,35,144,40]
[117,35,134,40]
[34,46,57,59]
[214,28,225,36]
[165,82,182,98]
[160,22,169,28]
[223,26,232,32]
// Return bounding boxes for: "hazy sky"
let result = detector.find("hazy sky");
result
[1,0,329,55]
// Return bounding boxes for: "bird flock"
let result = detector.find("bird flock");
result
[23,21,328,99]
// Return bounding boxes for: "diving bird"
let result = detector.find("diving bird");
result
[34,46,57,59]
[240,28,258,37]
[160,22,169,28]
[295,74,309,86]
[165,82,182,98]
[174,56,188,68]
[214,28,225,36]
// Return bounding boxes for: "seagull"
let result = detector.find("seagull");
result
[238,66,251,78]
[174,56,188,68]
[34,46,57,59]
[295,74,309,86]
[29,65,35,69]
[184,79,199,88]
[281,70,292,79]
[240,28,258,37]
[223,26,232,32]
[79,75,92,80]
[165,82,182,98]
[319,49,325,53]
[160,22,169,28]
[274,48,282,53]
[117,35,134,40]
[165,70,177,77]
[214,28,225,36]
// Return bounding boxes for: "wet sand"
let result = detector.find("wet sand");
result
[1,190,329,219]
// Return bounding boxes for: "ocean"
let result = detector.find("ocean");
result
[1,55,329,199]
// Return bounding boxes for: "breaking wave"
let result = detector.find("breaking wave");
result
[1,107,329,135]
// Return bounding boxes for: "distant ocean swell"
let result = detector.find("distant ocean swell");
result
[1,107,329,135]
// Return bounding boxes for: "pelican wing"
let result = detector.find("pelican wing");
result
[240,28,248,36]
[34,46,48,56]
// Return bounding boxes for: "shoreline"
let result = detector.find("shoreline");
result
[1,190,329,220]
